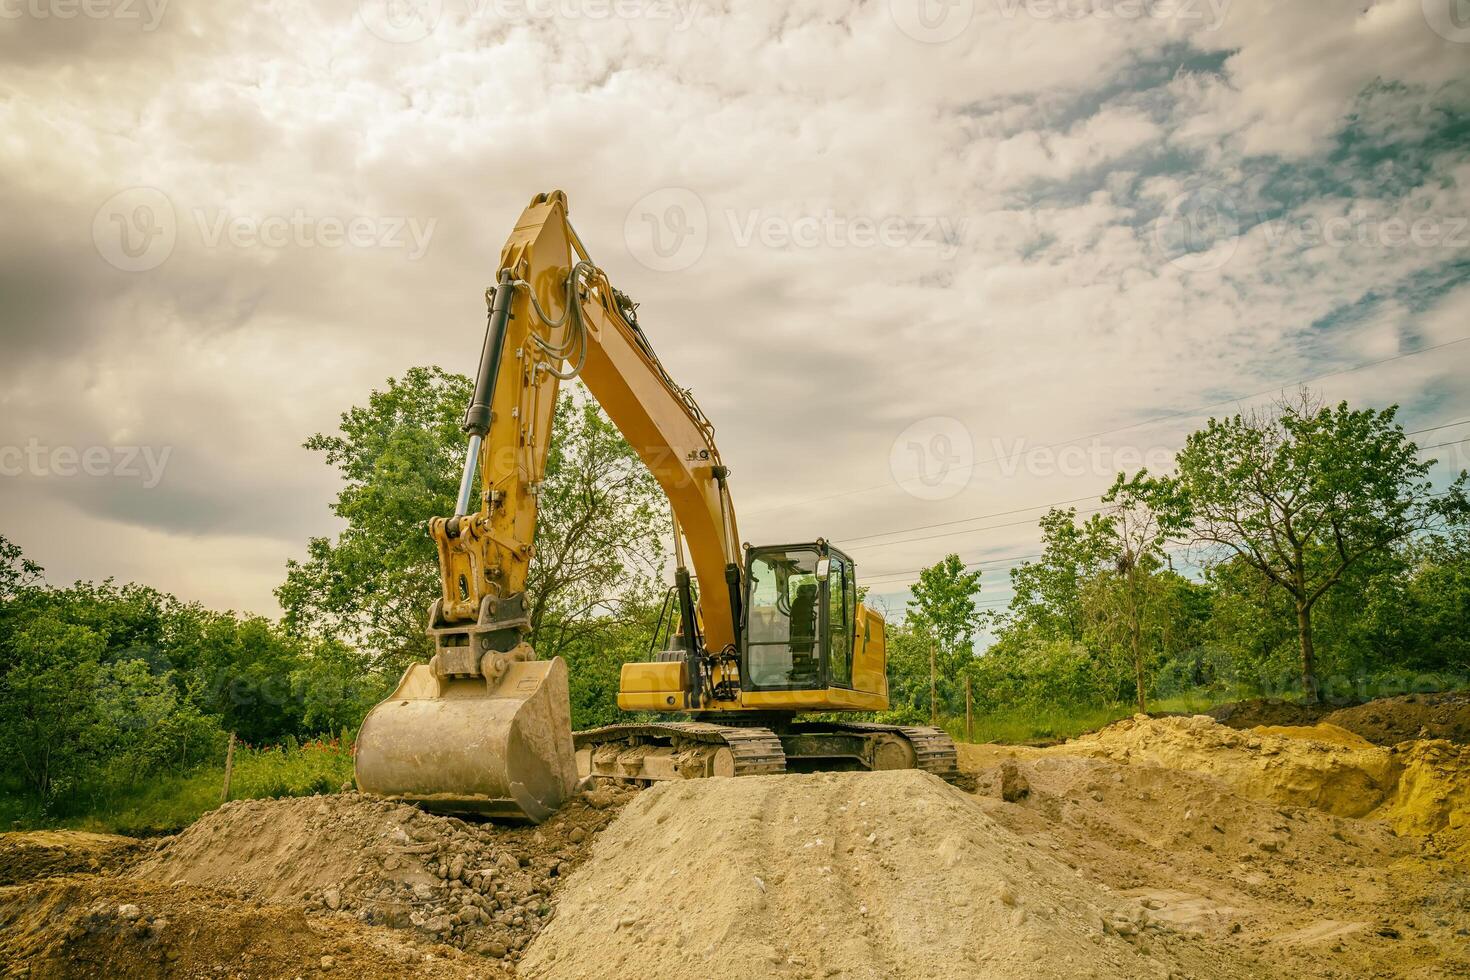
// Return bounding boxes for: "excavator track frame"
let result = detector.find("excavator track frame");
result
[573,720,958,784]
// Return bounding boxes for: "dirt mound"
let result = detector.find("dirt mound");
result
[1322,691,1470,745]
[1207,690,1470,746]
[963,752,1469,978]
[1068,715,1399,817]
[1208,699,1334,730]
[1373,739,1470,860]
[130,785,635,964]
[0,831,143,886]
[520,770,1260,980]
[0,877,483,978]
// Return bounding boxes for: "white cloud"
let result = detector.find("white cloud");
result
[0,0,1466,615]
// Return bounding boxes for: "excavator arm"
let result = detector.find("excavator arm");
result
[433,189,742,657]
[355,190,743,820]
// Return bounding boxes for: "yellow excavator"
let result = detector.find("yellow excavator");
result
[354,191,958,821]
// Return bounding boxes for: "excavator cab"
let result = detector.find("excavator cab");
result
[741,543,856,694]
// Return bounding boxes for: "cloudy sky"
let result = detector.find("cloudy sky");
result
[1,0,1468,623]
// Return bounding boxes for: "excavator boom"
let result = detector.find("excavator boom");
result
[356,191,744,820]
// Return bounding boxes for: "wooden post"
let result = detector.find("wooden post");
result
[929,641,937,726]
[965,675,973,742]
[220,732,237,805]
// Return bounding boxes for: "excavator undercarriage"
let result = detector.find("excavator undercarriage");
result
[573,719,959,783]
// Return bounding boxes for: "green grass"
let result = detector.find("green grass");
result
[2,738,355,836]
[941,690,1233,745]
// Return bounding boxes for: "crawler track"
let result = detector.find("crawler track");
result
[574,722,786,776]
[815,721,960,780]
[573,719,959,782]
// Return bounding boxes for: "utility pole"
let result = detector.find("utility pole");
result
[929,640,937,726]
[220,732,237,805]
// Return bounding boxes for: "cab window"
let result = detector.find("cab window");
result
[745,549,821,689]
[827,555,852,687]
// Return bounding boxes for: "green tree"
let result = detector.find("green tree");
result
[1004,508,1111,643]
[524,396,667,660]
[905,554,985,719]
[1081,471,1179,713]
[0,535,43,601]
[0,608,107,804]
[278,366,470,673]
[278,369,670,699]
[1154,393,1468,702]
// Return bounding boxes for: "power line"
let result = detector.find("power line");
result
[861,553,1043,586]
[838,416,1470,555]
[838,494,1100,546]
[851,420,1468,593]
[748,334,1470,517]
[846,506,1111,552]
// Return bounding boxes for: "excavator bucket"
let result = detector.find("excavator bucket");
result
[354,656,578,823]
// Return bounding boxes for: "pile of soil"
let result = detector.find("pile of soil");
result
[1208,699,1334,730]
[130,784,636,964]
[520,769,1260,980]
[1375,739,1470,860]
[0,831,143,886]
[1067,715,1400,817]
[962,748,1470,979]
[1208,690,1470,746]
[0,877,483,979]
[1323,692,1470,746]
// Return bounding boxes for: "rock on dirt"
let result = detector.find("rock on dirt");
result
[519,770,1260,980]
[129,783,636,961]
